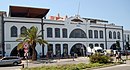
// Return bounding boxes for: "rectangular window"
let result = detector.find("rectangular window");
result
[62,29,67,38]
[55,28,60,38]
[55,44,61,56]
[47,28,53,37]
[100,31,103,38]
[94,30,98,38]
[89,30,93,38]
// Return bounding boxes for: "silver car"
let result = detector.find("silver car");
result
[0,56,22,66]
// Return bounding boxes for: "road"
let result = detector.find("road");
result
[93,64,130,70]
[0,57,89,70]
[0,65,21,70]
[0,56,130,70]
[92,56,130,70]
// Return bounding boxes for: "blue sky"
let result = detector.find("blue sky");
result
[0,0,130,30]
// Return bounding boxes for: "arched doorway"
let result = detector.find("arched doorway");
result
[10,46,33,58]
[70,43,86,56]
[110,43,117,50]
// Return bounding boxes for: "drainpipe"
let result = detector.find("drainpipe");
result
[104,24,107,49]
[1,13,5,57]
[41,18,44,57]
[122,26,124,50]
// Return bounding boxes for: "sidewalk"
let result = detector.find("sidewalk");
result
[21,57,89,67]
[111,55,130,62]
[19,56,130,70]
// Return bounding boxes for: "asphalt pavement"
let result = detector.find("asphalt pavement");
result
[0,56,130,70]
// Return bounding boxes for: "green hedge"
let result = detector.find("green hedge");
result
[22,63,112,70]
[89,53,113,63]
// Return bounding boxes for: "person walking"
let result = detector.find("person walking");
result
[118,51,123,62]
[115,51,119,62]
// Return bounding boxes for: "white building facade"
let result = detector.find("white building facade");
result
[0,6,130,57]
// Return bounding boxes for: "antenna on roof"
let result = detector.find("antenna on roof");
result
[77,2,80,16]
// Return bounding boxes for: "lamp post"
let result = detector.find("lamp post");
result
[90,45,93,55]
[41,18,44,57]
[126,36,129,59]
[81,45,85,57]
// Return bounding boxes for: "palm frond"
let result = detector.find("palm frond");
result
[36,39,48,45]
[16,37,24,41]
[42,40,48,44]
[17,42,24,50]
[37,35,42,38]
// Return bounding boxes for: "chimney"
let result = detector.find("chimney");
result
[0,11,7,17]
[57,13,60,17]
[65,15,68,18]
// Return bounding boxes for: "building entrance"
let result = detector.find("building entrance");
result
[70,43,86,56]
[110,43,117,50]
[10,46,33,58]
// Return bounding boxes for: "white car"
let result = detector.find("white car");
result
[0,56,22,66]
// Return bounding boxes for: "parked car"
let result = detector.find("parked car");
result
[0,56,22,66]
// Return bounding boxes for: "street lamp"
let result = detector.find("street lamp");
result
[90,45,93,55]
[81,45,85,57]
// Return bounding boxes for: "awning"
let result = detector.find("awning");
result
[9,6,50,18]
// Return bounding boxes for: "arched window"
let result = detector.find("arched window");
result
[99,30,103,38]
[69,29,87,38]
[100,44,104,49]
[109,31,112,39]
[48,44,53,52]
[117,31,120,39]
[20,26,27,36]
[89,44,93,49]
[55,44,61,56]
[113,31,116,39]
[63,44,68,56]
[11,26,17,37]
[95,43,99,47]
[62,28,67,38]
[55,28,60,38]
[94,30,98,38]
[89,30,93,38]
[47,27,53,37]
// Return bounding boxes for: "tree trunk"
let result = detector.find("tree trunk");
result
[31,42,37,61]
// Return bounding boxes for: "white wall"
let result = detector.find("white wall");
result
[4,17,42,56]
[0,15,2,51]
[4,22,41,41]
[3,16,125,56]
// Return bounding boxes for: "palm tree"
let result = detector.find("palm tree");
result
[17,26,48,61]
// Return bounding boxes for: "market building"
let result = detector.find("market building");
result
[0,6,130,57]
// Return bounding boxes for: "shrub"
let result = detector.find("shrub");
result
[87,63,103,68]
[22,63,116,70]
[76,63,88,69]
[89,53,113,63]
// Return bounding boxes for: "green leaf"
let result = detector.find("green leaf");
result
[17,42,24,50]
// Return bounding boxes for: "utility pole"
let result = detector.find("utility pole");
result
[41,18,44,57]
[104,24,107,49]
[0,12,5,57]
